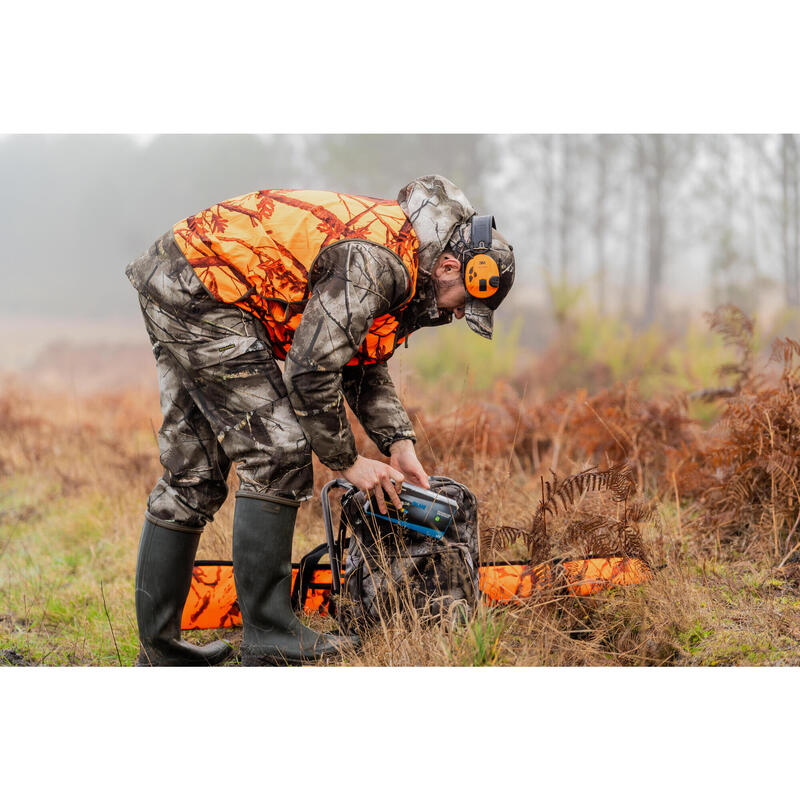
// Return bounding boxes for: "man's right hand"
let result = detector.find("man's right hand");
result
[339,456,404,515]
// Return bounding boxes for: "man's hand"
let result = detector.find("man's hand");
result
[339,456,404,515]
[389,439,430,489]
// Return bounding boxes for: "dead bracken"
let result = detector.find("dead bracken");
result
[5,305,800,665]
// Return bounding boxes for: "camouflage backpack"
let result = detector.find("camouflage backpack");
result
[325,476,480,633]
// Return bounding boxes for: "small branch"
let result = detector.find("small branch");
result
[778,540,800,570]
[672,471,683,547]
[551,398,575,473]
[764,410,780,560]
[541,474,547,542]
[688,387,737,401]
[584,400,630,453]
[100,580,123,667]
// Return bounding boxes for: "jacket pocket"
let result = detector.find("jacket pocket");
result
[186,335,267,370]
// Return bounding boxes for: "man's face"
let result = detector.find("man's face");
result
[433,251,467,319]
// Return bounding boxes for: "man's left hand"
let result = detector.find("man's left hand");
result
[389,439,430,489]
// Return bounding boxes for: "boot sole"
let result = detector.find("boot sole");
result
[240,648,349,667]
[136,643,235,667]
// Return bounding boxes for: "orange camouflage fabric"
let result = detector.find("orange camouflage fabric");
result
[181,562,333,630]
[181,557,653,630]
[478,557,653,601]
[172,190,420,363]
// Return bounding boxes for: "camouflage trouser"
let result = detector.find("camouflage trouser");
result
[129,234,313,531]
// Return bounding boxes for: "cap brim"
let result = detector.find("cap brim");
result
[464,298,494,340]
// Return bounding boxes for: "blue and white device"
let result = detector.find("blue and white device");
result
[363,482,459,540]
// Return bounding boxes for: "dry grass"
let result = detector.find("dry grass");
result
[4,306,800,666]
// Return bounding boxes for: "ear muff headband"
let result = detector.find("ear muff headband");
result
[463,215,500,300]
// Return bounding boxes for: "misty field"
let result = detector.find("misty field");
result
[5,305,800,667]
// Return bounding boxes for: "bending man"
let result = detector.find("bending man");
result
[125,174,515,666]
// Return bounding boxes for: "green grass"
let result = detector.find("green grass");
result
[451,605,507,666]
[679,620,715,655]
[0,479,139,666]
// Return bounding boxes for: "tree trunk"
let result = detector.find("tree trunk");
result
[743,135,762,284]
[622,137,640,318]
[780,134,799,307]
[541,135,556,271]
[640,135,667,326]
[791,135,800,306]
[558,135,574,284]
[594,135,609,313]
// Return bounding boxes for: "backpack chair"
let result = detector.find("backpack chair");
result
[321,477,480,634]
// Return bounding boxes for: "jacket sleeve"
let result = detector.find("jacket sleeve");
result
[341,362,416,456]
[283,241,411,471]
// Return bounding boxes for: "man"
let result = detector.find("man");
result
[126,174,515,666]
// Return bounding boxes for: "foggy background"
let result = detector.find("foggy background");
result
[1,133,798,372]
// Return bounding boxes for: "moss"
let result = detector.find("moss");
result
[679,620,715,655]
[700,633,800,666]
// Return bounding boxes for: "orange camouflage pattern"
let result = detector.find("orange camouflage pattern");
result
[182,563,241,630]
[181,557,653,630]
[181,563,336,630]
[172,190,420,363]
[478,557,654,602]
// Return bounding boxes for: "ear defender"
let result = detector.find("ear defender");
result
[465,253,500,299]
[463,215,501,300]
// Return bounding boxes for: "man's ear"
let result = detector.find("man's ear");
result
[438,254,461,274]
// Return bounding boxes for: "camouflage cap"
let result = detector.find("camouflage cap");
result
[448,222,515,339]
[397,175,476,320]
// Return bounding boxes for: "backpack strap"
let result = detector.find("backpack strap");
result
[291,541,330,612]
[320,478,357,598]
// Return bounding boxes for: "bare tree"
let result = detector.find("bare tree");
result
[742,134,763,283]
[593,135,611,313]
[747,134,800,307]
[635,135,696,325]
[637,135,667,324]
[558,134,576,284]
[781,134,800,306]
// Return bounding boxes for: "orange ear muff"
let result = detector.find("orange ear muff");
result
[465,253,500,299]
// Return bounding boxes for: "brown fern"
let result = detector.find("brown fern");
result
[705,304,755,391]
[675,324,800,558]
[480,525,528,555]
[482,463,642,563]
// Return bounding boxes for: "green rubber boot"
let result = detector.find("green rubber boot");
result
[135,518,233,667]
[232,494,359,666]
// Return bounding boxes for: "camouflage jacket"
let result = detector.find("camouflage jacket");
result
[130,175,476,471]
[283,176,476,470]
